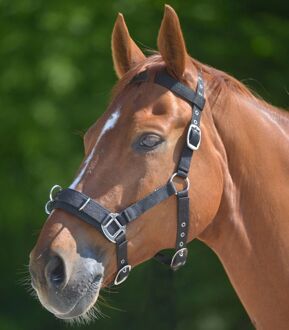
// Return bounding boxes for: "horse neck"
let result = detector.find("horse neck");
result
[200,88,289,329]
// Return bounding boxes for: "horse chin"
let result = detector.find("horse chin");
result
[53,285,101,321]
[39,282,101,322]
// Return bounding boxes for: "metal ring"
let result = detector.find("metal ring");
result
[169,173,190,195]
[49,185,62,201]
[45,200,53,215]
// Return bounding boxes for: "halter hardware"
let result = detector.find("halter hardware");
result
[169,172,190,195]
[79,197,91,211]
[114,265,132,286]
[45,185,62,215]
[187,124,201,151]
[101,213,126,243]
[44,69,205,286]
[170,248,188,271]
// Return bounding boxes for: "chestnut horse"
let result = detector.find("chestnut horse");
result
[29,5,289,329]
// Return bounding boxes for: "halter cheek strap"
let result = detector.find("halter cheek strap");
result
[45,69,205,286]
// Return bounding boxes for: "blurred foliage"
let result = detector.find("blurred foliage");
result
[0,0,288,329]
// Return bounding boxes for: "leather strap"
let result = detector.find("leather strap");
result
[154,71,204,268]
[120,181,176,223]
[48,181,176,231]
[48,188,110,230]
[177,73,204,176]
[154,71,205,109]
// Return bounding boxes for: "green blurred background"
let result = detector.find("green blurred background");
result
[0,0,288,329]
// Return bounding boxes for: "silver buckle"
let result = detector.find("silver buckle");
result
[101,213,126,243]
[187,124,201,150]
[45,185,62,215]
[170,248,188,270]
[114,265,131,286]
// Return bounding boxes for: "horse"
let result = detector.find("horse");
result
[29,5,289,329]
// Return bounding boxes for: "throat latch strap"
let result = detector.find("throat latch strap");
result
[153,70,205,270]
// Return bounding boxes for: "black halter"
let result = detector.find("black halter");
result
[45,69,205,286]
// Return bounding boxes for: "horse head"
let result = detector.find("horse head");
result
[29,5,224,321]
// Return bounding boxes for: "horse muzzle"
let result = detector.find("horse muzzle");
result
[29,247,104,319]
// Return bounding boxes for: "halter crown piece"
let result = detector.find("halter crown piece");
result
[45,69,206,286]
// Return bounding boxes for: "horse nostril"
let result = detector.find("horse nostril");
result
[51,258,65,286]
[45,255,66,289]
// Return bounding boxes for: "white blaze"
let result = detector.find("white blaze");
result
[69,109,121,189]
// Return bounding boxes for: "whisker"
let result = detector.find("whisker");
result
[98,289,126,313]
[101,286,119,294]
[16,264,40,302]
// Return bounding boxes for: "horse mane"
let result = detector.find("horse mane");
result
[111,54,289,125]
[191,58,289,124]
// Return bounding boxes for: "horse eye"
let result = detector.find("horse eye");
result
[137,134,163,151]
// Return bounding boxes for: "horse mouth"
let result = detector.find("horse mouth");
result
[53,280,101,321]
[33,273,103,322]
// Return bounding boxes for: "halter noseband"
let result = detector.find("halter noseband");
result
[45,69,205,286]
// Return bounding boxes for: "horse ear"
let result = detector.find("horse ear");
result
[157,5,188,79]
[112,13,146,78]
